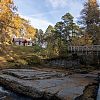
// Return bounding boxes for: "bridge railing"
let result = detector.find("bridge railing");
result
[68,45,100,52]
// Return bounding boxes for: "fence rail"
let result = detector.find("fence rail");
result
[68,45,100,52]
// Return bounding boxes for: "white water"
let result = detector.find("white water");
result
[0,86,33,100]
[0,86,8,93]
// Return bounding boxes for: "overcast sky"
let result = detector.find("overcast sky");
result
[13,0,100,31]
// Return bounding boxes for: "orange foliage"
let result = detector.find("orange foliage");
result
[0,0,36,44]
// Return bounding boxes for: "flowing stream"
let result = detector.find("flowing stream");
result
[97,84,100,100]
[0,86,33,100]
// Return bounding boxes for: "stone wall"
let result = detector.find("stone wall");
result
[44,52,100,68]
[44,55,80,68]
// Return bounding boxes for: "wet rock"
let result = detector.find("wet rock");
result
[0,69,98,100]
[75,82,99,100]
[2,69,67,80]
[0,92,6,99]
[74,69,88,74]
[0,91,8,100]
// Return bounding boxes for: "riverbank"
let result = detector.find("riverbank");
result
[0,68,99,100]
[75,82,99,100]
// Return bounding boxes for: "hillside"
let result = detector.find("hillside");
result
[0,45,41,69]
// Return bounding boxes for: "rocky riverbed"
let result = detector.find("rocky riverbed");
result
[0,68,99,100]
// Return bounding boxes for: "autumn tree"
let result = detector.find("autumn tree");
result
[0,0,16,44]
[24,26,36,39]
[79,0,100,44]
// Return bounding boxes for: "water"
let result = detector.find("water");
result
[0,86,33,100]
[97,84,100,100]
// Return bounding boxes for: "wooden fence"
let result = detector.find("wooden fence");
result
[68,45,100,52]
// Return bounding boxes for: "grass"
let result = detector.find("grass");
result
[0,45,42,69]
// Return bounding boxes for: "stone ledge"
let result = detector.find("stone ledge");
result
[0,69,99,100]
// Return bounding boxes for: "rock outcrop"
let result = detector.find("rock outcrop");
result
[0,69,99,100]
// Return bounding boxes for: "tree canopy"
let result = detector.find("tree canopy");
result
[79,0,100,44]
[0,0,36,45]
[0,0,100,59]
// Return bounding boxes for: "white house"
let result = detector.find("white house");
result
[12,37,33,46]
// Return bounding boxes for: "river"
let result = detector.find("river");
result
[0,86,33,100]
[97,84,100,100]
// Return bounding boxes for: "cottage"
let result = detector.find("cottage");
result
[12,37,33,46]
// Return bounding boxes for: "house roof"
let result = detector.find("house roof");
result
[13,37,32,42]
